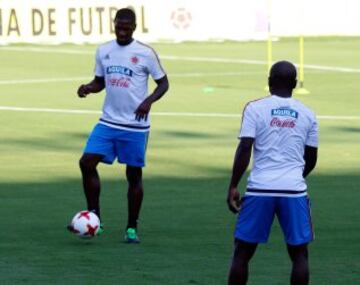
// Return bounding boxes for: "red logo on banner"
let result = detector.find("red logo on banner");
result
[171,8,192,30]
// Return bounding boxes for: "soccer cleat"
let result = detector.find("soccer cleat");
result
[124,228,140,244]
[96,223,104,236]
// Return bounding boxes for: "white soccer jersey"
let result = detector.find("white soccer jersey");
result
[239,95,318,197]
[94,40,166,132]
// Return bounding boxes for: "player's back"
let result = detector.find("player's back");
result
[240,95,318,195]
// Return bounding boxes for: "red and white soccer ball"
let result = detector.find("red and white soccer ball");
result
[70,210,100,238]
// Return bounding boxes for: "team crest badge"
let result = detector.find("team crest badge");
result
[131,56,139,64]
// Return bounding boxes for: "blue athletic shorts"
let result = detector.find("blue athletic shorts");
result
[234,195,314,245]
[84,123,149,167]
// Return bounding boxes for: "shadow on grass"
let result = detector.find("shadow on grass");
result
[153,130,218,139]
[0,129,229,151]
[0,173,359,285]
[0,131,89,151]
[329,126,360,133]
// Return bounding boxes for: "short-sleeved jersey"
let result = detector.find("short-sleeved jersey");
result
[239,95,318,197]
[94,40,166,132]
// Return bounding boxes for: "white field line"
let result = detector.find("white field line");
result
[0,106,359,121]
[1,46,360,73]
[0,106,101,115]
[164,55,360,73]
[0,71,263,85]
[0,46,91,55]
[0,77,89,85]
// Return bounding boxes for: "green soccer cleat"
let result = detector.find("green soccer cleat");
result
[124,228,140,244]
[96,224,104,236]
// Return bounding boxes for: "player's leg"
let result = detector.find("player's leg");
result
[229,196,276,284]
[124,165,143,243]
[114,129,148,242]
[126,165,143,230]
[287,243,309,285]
[228,239,258,285]
[79,123,117,220]
[79,153,104,218]
[277,196,313,285]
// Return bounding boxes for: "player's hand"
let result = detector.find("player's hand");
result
[134,99,152,121]
[227,187,241,214]
[77,84,91,98]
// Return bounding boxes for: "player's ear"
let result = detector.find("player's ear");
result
[292,79,297,89]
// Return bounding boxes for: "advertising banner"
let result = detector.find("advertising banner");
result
[0,0,359,44]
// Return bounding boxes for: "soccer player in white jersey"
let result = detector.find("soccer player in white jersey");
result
[70,8,169,243]
[227,61,318,284]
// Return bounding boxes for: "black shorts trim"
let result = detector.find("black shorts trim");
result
[246,188,307,195]
[99,118,150,130]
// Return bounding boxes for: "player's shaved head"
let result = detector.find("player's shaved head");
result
[268,61,297,96]
[270,60,297,79]
[114,8,136,45]
[115,8,136,24]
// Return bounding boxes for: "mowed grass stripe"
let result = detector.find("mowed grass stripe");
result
[1,46,360,73]
[0,105,359,120]
[0,72,264,85]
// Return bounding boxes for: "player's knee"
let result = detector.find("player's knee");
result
[232,255,249,268]
[233,240,258,262]
[287,244,308,263]
[126,166,142,187]
[290,253,308,265]
[79,156,97,172]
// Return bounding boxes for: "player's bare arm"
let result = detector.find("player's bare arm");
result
[135,75,169,121]
[303,145,317,178]
[77,76,105,98]
[227,137,254,214]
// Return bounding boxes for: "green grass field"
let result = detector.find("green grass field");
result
[0,37,360,284]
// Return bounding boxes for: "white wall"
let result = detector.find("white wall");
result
[0,0,359,44]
